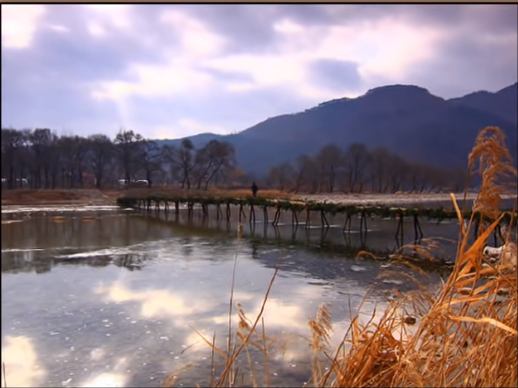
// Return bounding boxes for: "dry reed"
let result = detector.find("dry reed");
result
[123,187,293,200]
[165,126,517,388]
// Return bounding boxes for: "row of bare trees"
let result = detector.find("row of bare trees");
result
[2,128,467,193]
[161,138,236,189]
[1,128,237,190]
[266,143,467,194]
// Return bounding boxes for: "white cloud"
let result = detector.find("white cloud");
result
[95,14,447,107]
[273,18,305,35]
[90,9,228,106]
[347,21,447,82]
[47,24,68,34]
[160,10,226,59]
[82,4,132,30]
[87,21,106,37]
[1,4,46,49]
[2,5,516,139]
[81,6,512,139]
[92,59,213,100]
[207,18,447,99]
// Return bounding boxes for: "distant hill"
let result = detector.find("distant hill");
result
[158,132,221,149]
[156,83,518,176]
[448,83,517,124]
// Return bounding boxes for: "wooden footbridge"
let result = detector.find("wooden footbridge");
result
[116,193,516,242]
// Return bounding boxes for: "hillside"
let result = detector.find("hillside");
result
[156,83,518,176]
[448,83,517,124]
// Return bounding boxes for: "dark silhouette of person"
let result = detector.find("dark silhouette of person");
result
[251,182,258,198]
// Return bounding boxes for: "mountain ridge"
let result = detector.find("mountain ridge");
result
[157,82,518,176]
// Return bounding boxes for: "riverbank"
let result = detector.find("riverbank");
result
[2,188,516,208]
[298,192,518,206]
[1,189,120,206]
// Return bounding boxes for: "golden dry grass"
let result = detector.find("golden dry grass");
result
[123,187,294,200]
[0,188,120,205]
[1,186,292,206]
[165,126,517,388]
[209,187,294,200]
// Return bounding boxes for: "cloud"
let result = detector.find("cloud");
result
[2,4,516,139]
[1,5,46,49]
[308,59,362,93]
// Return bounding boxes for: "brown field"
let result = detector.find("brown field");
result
[121,187,294,200]
[0,188,121,206]
[0,187,294,207]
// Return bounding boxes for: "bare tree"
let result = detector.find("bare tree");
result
[114,130,144,184]
[225,166,250,187]
[138,140,163,188]
[386,154,409,193]
[72,136,89,188]
[344,143,371,193]
[29,128,59,189]
[447,165,467,193]
[193,140,236,189]
[407,162,426,193]
[0,127,479,195]
[369,146,392,193]
[1,128,25,189]
[57,136,75,188]
[88,134,114,188]
[55,136,88,188]
[316,145,343,193]
[162,139,197,189]
[292,154,318,193]
[267,162,295,191]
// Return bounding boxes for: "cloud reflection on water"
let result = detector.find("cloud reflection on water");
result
[1,335,46,387]
[91,258,407,371]
[2,209,431,386]
[95,282,216,320]
[78,356,129,388]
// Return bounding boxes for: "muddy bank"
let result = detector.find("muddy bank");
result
[1,189,120,207]
[3,189,516,209]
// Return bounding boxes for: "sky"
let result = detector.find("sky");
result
[1,4,517,140]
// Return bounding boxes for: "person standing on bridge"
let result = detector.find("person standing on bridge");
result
[251,182,258,198]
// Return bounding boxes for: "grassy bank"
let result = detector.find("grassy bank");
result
[0,188,121,206]
[0,187,291,207]
[165,127,517,387]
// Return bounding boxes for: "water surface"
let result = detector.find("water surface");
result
[2,206,459,387]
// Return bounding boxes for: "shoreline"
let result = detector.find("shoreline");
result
[296,192,517,206]
[1,189,120,207]
[2,188,516,208]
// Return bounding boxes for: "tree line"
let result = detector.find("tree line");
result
[266,143,467,194]
[1,128,237,190]
[2,128,467,193]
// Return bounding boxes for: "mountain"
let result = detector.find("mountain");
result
[158,132,221,149]
[156,83,518,176]
[448,83,517,124]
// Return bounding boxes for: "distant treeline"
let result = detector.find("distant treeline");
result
[265,143,468,194]
[1,128,237,190]
[2,127,466,193]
